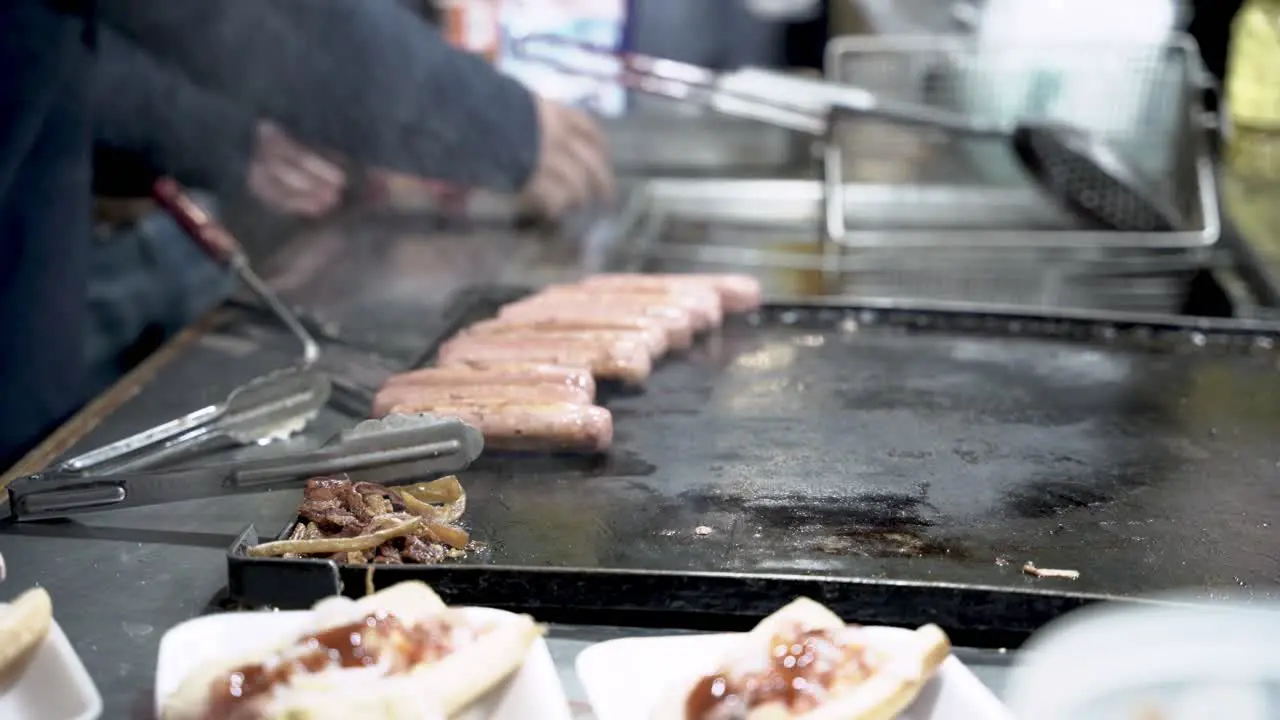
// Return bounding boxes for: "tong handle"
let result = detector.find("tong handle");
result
[104,426,235,474]
[236,438,468,483]
[6,437,475,521]
[57,404,221,473]
[7,475,134,520]
[152,177,245,264]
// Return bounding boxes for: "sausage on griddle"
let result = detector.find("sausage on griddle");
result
[583,273,763,313]
[436,337,652,385]
[389,402,614,453]
[462,318,670,356]
[498,299,696,349]
[372,382,593,418]
[460,326,667,358]
[533,283,723,329]
[381,362,597,399]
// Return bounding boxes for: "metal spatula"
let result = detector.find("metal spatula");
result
[152,178,321,365]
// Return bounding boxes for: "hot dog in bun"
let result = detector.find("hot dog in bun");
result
[0,586,54,681]
[161,581,541,720]
[654,597,951,720]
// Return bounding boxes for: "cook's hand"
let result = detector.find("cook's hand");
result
[520,96,614,218]
[247,121,347,217]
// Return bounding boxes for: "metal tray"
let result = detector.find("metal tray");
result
[227,286,1280,641]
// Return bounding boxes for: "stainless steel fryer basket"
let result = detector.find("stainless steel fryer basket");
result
[820,33,1220,250]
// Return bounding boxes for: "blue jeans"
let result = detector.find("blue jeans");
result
[85,199,236,394]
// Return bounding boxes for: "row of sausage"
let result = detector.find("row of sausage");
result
[370,273,763,453]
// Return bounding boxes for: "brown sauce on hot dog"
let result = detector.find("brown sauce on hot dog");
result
[203,611,457,719]
[684,627,877,719]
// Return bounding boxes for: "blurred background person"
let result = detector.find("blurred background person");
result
[0,0,615,467]
[0,0,98,468]
[85,0,614,391]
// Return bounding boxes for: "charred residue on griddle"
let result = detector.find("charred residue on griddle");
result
[468,449,656,478]
[885,449,934,460]
[679,490,966,559]
[594,450,657,478]
[681,490,937,528]
[838,386,959,414]
[608,384,712,419]
[813,527,967,559]
[609,406,702,419]
[1004,478,1114,519]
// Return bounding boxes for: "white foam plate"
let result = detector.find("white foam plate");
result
[155,607,571,720]
[1005,597,1280,720]
[577,627,1012,720]
[0,613,102,720]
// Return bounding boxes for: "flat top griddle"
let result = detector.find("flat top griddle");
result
[228,288,1280,638]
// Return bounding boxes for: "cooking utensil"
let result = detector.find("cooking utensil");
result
[1,414,484,522]
[99,369,331,473]
[57,369,324,474]
[57,369,328,475]
[152,178,321,366]
[511,35,1181,232]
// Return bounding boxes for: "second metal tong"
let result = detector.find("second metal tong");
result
[511,35,1182,232]
[58,369,331,474]
[3,414,484,522]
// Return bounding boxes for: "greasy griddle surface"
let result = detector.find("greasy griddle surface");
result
[450,305,1280,598]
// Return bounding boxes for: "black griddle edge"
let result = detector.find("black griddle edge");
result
[226,522,1196,647]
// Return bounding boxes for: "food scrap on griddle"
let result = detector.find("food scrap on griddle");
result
[1022,561,1081,580]
[247,475,472,564]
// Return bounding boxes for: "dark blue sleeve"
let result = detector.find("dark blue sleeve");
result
[98,0,541,191]
[0,0,95,467]
[93,26,256,196]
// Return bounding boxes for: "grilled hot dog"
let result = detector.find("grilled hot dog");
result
[381,362,597,400]
[533,283,723,329]
[498,299,696,349]
[462,318,670,357]
[390,402,614,453]
[582,273,763,313]
[437,337,652,385]
[372,382,593,418]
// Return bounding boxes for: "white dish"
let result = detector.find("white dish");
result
[155,607,571,720]
[1005,596,1280,720]
[576,627,1012,720]
[0,613,102,720]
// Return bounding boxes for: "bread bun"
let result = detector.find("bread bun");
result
[162,582,540,720]
[0,587,54,682]
[653,597,951,720]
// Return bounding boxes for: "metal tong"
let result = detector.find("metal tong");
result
[56,368,331,475]
[511,34,898,135]
[2,414,484,522]
[511,35,1181,232]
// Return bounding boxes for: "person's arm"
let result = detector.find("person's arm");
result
[97,0,539,192]
[92,24,256,196]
